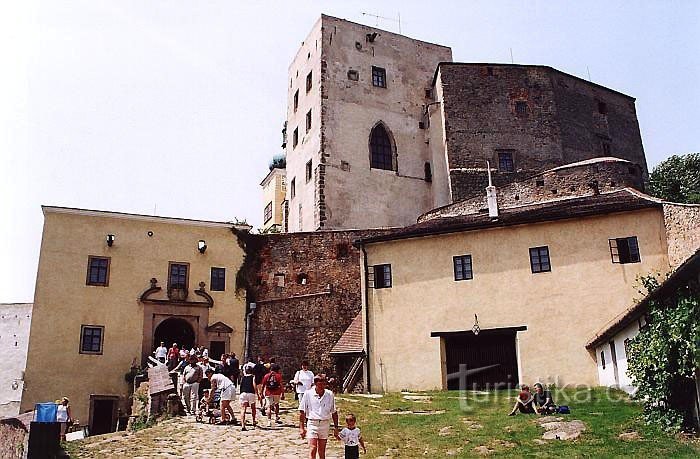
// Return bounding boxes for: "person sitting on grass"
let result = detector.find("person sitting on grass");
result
[532,382,557,415]
[508,384,535,416]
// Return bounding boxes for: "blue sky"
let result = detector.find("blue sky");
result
[1,1,698,302]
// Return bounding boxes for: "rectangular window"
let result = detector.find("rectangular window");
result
[80,325,104,354]
[306,71,312,92]
[529,246,551,273]
[515,101,527,114]
[293,127,299,148]
[264,201,273,223]
[293,90,299,112]
[305,160,312,183]
[210,267,226,291]
[306,109,312,132]
[373,264,392,289]
[372,66,387,88]
[290,178,296,199]
[86,256,110,286]
[498,151,515,172]
[168,262,189,290]
[453,255,473,281]
[598,101,607,115]
[609,236,641,264]
[600,350,606,369]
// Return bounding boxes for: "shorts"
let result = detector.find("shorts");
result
[239,392,256,406]
[306,419,330,440]
[265,394,281,406]
[220,385,235,401]
[345,445,360,459]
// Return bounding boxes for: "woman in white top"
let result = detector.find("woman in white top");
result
[56,397,72,441]
[292,360,315,402]
[205,369,237,425]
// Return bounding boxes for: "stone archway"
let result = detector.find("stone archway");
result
[153,317,196,351]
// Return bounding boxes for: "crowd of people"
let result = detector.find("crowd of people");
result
[154,343,364,458]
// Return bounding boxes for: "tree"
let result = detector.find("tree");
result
[626,273,700,432]
[647,153,700,204]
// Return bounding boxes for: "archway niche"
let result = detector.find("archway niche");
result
[153,317,196,351]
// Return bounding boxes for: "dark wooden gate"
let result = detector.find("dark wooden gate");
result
[444,330,519,390]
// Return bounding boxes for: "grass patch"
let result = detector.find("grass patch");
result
[335,388,699,457]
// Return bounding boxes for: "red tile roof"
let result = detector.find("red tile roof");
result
[330,314,363,354]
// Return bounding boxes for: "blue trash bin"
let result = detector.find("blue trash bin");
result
[34,402,58,423]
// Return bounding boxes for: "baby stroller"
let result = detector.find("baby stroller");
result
[195,388,222,424]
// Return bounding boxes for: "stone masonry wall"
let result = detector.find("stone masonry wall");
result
[245,229,389,378]
[420,158,644,221]
[662,203,700,269]
[436,64,647,202]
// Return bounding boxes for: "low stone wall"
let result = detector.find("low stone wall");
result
[421,158,644,221]
[0,414,31,459]
[663,203,700,269]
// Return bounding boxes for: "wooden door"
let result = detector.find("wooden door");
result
[445,331,519,390]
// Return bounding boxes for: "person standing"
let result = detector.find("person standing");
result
[339,413,366,459]
[182,355,202,414]
[261,363,284,427]
[154,341,168,364]
[292,360,315,401]
[299,374,339,459]
[229,352,241,386]
[205,368,237,425]
[167,343,179,370]
[238,365,258,431]
[56,397,72,442]
[253,357,268,414]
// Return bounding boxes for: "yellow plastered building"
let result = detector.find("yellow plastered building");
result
[21,206,249,433]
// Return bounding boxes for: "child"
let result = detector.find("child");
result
[338,413,366,459]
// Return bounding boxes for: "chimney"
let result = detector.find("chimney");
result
[486,161,498,218]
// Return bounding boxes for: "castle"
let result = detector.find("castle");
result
[14,15,699,434]
[275,15,647,233]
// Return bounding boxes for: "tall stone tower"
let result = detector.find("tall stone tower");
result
[284,15,452,231]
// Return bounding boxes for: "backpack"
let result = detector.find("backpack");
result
[266,373,280,390]
[557,405,570,414]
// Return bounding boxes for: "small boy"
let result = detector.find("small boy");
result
[338,413,366,459]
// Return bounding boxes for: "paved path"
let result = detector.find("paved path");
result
[74,398,345,458]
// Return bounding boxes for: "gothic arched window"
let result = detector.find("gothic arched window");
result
[369,123,395,171]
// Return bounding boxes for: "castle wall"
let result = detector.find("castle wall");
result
[435,64,647,202]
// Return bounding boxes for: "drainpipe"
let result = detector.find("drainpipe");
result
[360,244,372,393]
[243,302,256,363]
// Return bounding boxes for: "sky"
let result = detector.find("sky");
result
[1,1,698,303]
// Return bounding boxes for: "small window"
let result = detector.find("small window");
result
[425,88,432,99]
[293,127,299,148]
[498,151,515,172]
[453,255,473,281]
[623,338,631,356]
[306,109,312,132]
[168,263,189,290]
[86,256,110,286]
[598,101,607,115]
[371,66,387,88]
[296,273,309,285]
[424,162,432,182]
[264,202,273,224]
[515,101,527,115]
[211,267,226,291]
[609,237,641,264]
[80,325,104,355]
[347,69,359,81]
[602,141,611,155]
[536,179,545,187]
[293,90,299,112]
[306,160,312,183]
[290,178,296,199]
[336,243,350,259]
[529,246,551,273]
[274,273,285,287]
[373,264,392,289]
[306,71,313,92]
[601,350,606,369]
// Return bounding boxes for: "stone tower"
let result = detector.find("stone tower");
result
[284,15,452,231]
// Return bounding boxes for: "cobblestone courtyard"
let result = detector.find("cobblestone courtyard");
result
[70,399,344,458]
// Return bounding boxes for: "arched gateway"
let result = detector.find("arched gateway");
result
[154,317,195,351]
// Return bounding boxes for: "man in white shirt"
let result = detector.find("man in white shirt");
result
[299,374,339,459]
[154,341,167,363]
[292,360,315,402]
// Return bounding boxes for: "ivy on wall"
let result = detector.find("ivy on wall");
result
[626,273,700,432]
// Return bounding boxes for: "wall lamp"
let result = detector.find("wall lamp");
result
[198,240,207,254]
[106,234,115,247]
[472,314,481,336]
